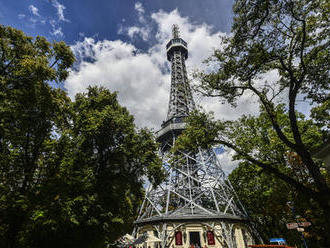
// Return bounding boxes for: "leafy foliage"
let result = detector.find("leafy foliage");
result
[179,0,330,245]
[177,108,329,246]
[0,25,75,248]
[0,25,163,248]
[186,0,330,245]
[229,161,330,246]
[229,163,297,244]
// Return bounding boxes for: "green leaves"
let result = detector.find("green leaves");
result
[31,210,45,221]
[193,2,330,244]
[174,111,223,153]
[179,105,329,245]
[229,162,299,244]
[200,0,329,104]
[52,41,75,82]
[0,26,163,248]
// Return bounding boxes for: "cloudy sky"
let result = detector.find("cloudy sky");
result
[0,0,261,128]
[1,0,269,173]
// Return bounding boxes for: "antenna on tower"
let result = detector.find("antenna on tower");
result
[172,24,179,39]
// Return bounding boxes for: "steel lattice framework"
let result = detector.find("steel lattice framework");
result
[166,24,195,121]
[134,145,251,247]
[133,25,259,248]
[137,147,247,219]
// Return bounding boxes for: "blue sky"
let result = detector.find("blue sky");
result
[0,0,234,50]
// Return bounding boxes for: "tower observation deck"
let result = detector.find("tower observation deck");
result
[156,25,195,149]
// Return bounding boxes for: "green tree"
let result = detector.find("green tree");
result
[0,25,75,248]
[229,162,297,244]
[0,26,164,248]
[188,0,329,244]
[177,107,329,246]
[67,86,163,247]
[25,86,163,248]
[229,160,330,247]
[224,108,329,246]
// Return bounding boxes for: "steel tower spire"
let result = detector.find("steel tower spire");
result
[166,24,195,122]
[156,25,195,151]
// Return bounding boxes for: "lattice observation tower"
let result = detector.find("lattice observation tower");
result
[132,25,259,248]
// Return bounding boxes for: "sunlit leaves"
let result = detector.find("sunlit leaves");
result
[0,26,163,248]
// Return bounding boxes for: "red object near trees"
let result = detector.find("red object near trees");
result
[175,231,183,245]
[207,231,215,245]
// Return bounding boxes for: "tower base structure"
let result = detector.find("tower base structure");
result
[134,217,254,248]
[133,146,258,248]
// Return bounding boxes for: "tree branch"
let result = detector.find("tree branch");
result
[299,19,307,82]
[217,139,316,197]
[277,56,298,85]
[288,78,302,146]
[50,58,59,69]
[0,58,16,76]
[250,0,270,39]
[246,80,297,150]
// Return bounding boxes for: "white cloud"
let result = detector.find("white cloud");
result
[120,2,150,41]
[50,20,64,37]
[25,5,47,27]
[52,0,68,22]
[217,149,240,175]
[67,38,169,128]
[65,8,266,129]
[127,26,149,41]
[134,2,146,24]
[52,27,63,37]
[29,18,38,26]
[29,5,40,17]
[135,2,145,15]
[18,14,25,19]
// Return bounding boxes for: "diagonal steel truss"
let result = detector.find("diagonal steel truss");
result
[136,144,247,221]
[134,142,258,248]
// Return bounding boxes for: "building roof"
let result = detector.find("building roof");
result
[134,213,248,225]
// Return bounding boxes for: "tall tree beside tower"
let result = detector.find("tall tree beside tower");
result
[0,25,163,248]
[177,0,329,246]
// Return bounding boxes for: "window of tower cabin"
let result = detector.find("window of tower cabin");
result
[207,231,215,245]
[175,231,183,245]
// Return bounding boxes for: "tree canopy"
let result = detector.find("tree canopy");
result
[176,0,329,246]
[0,25,163,248]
